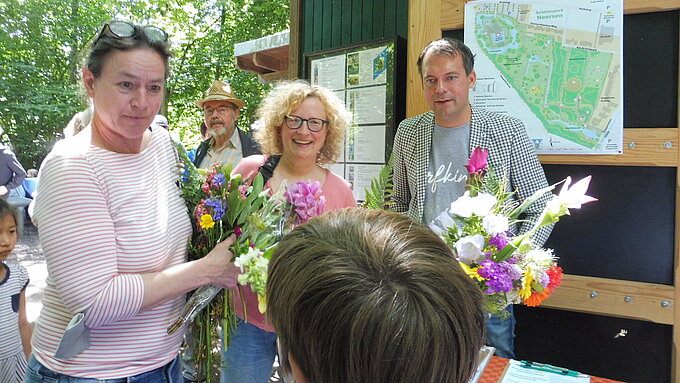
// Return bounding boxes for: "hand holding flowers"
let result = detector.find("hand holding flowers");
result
[199,235,241,289]
[168,146,327,379]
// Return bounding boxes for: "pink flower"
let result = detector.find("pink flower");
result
[238,185,248,200]
[234,226,243,237]
[284,181,326,224]
[201,182,211,194]
[464,147,489,174]
[194,202,208,219]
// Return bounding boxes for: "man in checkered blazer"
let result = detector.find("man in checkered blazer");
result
[392,37,553,359]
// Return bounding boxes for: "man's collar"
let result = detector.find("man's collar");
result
[210,129,241,150]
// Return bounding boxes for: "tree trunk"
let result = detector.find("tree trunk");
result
[214,5,227,80]
[68,0,80,85]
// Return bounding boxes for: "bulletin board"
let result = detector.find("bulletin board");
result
[306,37,406,201]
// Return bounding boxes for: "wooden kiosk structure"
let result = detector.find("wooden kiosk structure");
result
[281,0,679,381]
[410,1,679,381]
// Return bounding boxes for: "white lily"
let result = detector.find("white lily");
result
[556,175,598,209]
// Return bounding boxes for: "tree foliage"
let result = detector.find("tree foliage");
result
[0,0,289,168]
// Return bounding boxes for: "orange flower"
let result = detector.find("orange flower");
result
[525,287,552,307]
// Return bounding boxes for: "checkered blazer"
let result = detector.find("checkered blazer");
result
[392,107,553,246]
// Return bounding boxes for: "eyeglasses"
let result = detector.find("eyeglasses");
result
[204,106,234,116]
[94,21,168,46]
[284,115,327,132]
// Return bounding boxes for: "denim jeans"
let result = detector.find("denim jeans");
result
[220,318,277,383]
[23,354,181,383]
[485,304,516,359]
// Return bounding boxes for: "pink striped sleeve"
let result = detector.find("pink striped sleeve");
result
[33,153,144,328]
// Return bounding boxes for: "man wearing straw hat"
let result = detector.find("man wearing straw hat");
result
[193,80,260,169]
[185,80,260,382]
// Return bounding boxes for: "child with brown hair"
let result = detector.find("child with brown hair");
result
[0,199,31,382]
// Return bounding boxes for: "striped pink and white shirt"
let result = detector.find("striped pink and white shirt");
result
[0,262,29,359]
[31,127,192,379]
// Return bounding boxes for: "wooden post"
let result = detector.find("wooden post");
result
[289,0,302,79]
[406,0,441,118]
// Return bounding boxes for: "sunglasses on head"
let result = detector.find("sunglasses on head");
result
[94,21,168,46]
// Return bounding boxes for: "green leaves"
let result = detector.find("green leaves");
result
[0,0,289,170]
[362,153,395,210]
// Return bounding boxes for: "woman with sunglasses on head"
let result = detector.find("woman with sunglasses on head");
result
[226,80,356,383]
[25,22,240,383]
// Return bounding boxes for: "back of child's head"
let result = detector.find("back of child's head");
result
[268,208,485,383]
[0,199,17,225]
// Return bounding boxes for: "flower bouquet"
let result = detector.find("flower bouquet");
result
[232,180,326,313]
[169,146,326,379]
[430,147,597,315]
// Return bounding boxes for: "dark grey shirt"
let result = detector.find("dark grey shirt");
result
[423,123,470,225]
[0,145,26,199]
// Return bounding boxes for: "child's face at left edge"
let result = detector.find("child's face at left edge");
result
[0,213,17,262]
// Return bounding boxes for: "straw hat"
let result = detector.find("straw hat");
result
[195,80,245,110]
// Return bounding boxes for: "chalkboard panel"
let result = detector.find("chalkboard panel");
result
[515,306,672,383]
[623,11,678,128]
[445,28,463,41]
[543,164,675,285]
[445,11,680,128]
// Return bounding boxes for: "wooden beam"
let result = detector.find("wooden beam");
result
[624,0,680,14]
[539,128,679,166]
[253,52,285,72]
[406,0,441,118]
[235,56,270,75]
[441,0,680,31]
[289,0,301,79]
[259,69,290,84]
[541,274,675,325]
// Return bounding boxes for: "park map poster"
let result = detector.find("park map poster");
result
[465,0,623,154]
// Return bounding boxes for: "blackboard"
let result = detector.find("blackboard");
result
[623,11,678,128]
[543,164,676,285]
[515,306,672,383]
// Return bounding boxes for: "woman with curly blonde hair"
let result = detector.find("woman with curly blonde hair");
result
[253,80,349,165]
[226,80,356,382]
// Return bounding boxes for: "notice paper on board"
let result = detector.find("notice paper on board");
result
[500,359,590,383]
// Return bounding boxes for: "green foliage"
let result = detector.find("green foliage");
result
[361,154,394,210]
[163,0,290,150]
[0,0,289,169]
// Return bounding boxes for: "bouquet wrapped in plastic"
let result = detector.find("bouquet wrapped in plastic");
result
[169,146,325,379]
